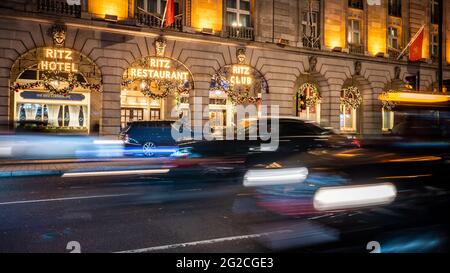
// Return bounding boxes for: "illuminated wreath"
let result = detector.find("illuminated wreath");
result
[122,78,191,99]
[340,86,362,109]
[295,83,321,108]
[10,71,101,96]
[380,90,397,111]
[209,73,263,104]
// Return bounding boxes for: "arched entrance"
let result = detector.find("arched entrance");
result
[120,37,193,129]
[10,46,102,134]
[209,48,268,131]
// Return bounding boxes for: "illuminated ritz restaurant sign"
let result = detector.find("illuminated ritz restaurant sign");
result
[130,57,189,81]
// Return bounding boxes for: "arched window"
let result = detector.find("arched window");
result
[296,83,321,123]
[340,86,362,132]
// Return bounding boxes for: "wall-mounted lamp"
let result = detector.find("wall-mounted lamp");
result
[104,14,118,22]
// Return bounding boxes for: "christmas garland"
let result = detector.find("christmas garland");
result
[122,78,191,99]
[10,71,101,96]
[341,86,362,109]
[295,83,321,107]
[380,90,397,111]
[210,73,261,105]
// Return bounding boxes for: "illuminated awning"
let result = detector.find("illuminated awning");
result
[379,91,450,108]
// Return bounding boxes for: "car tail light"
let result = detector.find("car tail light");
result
[351,138,361,148]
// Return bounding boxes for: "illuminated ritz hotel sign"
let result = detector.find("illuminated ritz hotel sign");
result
[130,57,189,81]
[38,48,78,73]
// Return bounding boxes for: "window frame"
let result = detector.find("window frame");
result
[348,19,362,45]
[226,0,251,27]
[431,0,439,25]
[388,0,402,17]
[387,26,399,50]
[136,0,180,15]
[348,0,364,10]
[340,103,357,132]
[302,10,319,39]
[382,108,395,132]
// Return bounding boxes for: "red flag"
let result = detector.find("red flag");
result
[164,0,175,27]
[409,27,424,62]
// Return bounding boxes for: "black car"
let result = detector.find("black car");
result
[173,117,358,175]
[119,120,192,157]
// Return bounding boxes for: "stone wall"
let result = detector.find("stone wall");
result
[0,5,448,138]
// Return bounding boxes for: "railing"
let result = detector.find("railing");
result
[348,43,365,55]
[302,36,321,49]
[37,0,81,18]
[135,8,183,31]
[226,26,254,41]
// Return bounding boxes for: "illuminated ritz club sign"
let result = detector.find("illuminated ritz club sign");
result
[39,48,78,73]
[230,65,253,86]
[130,57,189,81]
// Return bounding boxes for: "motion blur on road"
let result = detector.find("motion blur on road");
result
[1,112,450,253]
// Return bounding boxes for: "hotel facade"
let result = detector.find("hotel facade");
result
[0,0,449,138]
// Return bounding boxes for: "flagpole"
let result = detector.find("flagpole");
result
[160,1,168,28]
[396,24,425,60]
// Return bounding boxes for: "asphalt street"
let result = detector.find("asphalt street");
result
[0,168,285,253]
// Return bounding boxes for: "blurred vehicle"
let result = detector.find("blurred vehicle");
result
[231,114,450,252]
[0,136,124,161]
[119,120,192,157]
[173,117,359,174]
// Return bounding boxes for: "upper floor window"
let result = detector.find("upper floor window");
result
[226,0,251,27]
[348,0,363,9]
[388,26,399,49]
[388,0,401,17]
[348,19,361,45]
[137,0,180,15]
[302,10,320,48]
[431,32,439,60]
[431,0,439,24]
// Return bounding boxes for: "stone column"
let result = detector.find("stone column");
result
[100,75,122,138]
[0,77,10,132]
[189,78,210,140]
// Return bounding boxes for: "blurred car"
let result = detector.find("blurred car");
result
[0,121,124,160]
[119,120,192,157]
[231,114,450,252]
[172,117,359,174]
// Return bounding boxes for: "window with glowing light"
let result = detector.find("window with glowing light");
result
[348,19,361,45]
[226,0,251,27]
[388,26,399,50]
[340,104,357,132]
[382,109,394,132]
[297,84,321,124]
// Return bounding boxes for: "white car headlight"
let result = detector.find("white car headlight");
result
[243,167,309,187]
[313,183,397,211]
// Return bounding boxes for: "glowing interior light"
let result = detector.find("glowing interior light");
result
[243,167,309,187]
[51,80,60,89]
[140,81,147,90]
[313,183,397,211]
